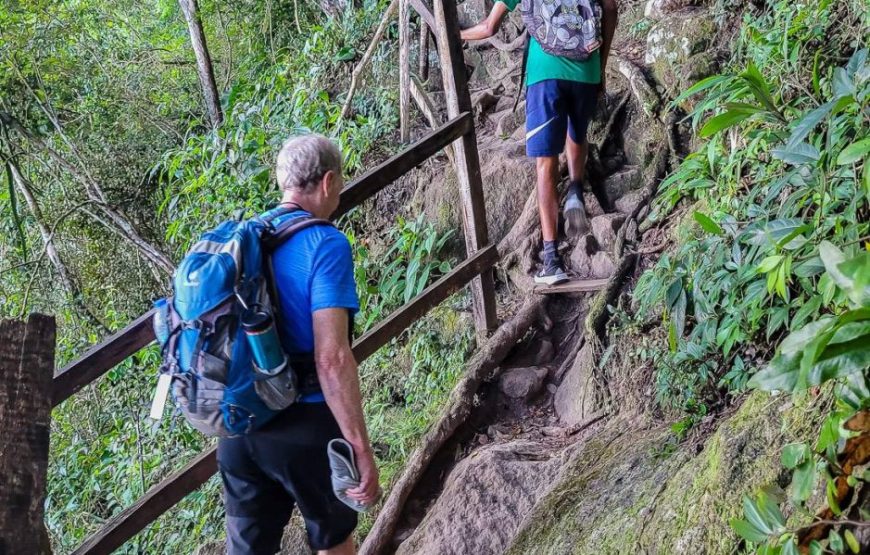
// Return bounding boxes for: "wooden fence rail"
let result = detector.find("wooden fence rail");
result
[51,2,499,551]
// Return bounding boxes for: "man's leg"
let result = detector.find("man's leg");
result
[536,155,560,243]
[565,134,588,183]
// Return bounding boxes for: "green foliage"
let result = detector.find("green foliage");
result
[634,15,869,410]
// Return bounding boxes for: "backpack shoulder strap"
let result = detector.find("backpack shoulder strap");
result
[262,215,334,252]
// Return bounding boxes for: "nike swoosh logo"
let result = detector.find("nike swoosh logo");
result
[526,116,557,141]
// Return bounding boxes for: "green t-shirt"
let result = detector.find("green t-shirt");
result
[499,0,601,87]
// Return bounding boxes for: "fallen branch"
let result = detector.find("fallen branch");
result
[340,0,399,120]
[613,53,661,119]
[360,296,548,555]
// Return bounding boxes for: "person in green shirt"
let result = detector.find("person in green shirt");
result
[461,0,618,285]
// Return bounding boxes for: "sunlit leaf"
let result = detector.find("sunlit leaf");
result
[837,138,870,165]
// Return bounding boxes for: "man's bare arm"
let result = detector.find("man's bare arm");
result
[460,2,510,41]
[313,307,379,503]
[600,0,619,85]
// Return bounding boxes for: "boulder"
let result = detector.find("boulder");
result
[472,88,499,115]
[603,166,641,202]
[615,190,645,215]
[554,343,599,426]
[499,367,549,401]
[457,0,493,29]
[396,441,563,555]
[569,234,599,274]
[590,251,617,279]
[495,104,525,137]
[644,0,700,19]
[645,10,720,99]
[591,213,626,250]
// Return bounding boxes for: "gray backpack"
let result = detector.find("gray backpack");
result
[520,0,603,61]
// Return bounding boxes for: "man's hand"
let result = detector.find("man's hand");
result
[460,2,509,41]
[346,446,380,505]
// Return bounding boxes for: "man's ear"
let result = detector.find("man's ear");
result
[321,170,335,196]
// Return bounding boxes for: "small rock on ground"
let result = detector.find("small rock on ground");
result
[591,213,626,250]
[499,367,549,401]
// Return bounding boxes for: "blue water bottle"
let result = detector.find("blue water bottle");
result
[153,298,170,346]
[242,307,288,376]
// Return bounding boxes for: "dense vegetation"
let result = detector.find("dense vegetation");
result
[1,0,468,551]
[629,1,868,551]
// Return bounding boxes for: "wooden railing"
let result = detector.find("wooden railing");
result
[53,2,500,552]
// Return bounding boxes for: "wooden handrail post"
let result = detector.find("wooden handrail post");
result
[418,19,429,81]
[433,0,498,336]
[398,0,411,142]
[0,314,56,555]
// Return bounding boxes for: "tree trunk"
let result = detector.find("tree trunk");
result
[178,0,223,128]
[0,314,56,555]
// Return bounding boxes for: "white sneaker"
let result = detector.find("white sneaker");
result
[564,191,589,237]
[534,260,570,285]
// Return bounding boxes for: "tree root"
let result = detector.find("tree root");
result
[467,31,528,52]
[359,296,549,555]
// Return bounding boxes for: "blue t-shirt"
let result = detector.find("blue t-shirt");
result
[263,208,359,400]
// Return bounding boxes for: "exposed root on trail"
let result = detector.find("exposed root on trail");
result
[360,297,549,555]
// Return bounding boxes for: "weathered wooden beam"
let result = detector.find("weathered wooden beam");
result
[418,20,430,81]
[334,111,472,218]
[407,0,437,41]
[71,244,499,554]
[409,75,454,164]
[71,447,218,555]
[399,0,411,142]
[433,0,498,336]
[52,309,156,407]
[533,279,610,295]
[353,244,498,361]
[0,314,56,555]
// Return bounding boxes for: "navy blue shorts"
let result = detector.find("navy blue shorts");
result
[217,402,357,553]
[525,79,599,157]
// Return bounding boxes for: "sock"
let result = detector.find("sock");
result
[567,179,583,200]
[543,240,560,266]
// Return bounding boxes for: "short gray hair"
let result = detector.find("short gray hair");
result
[276,134,342,192]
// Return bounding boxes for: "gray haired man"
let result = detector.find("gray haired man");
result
[218,135,379,555]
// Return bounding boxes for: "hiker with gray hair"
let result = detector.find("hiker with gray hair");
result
[218,134,379,555]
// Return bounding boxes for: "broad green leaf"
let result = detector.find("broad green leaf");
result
[671,74,731,106]
[781,539,799,555]
[827,477,842,516]
[808,540,823,555]
[794,256,825,278]
[758,255,784,273]
[700,110,754,137]
[749,351,800,392]
[833,67,855,98]
[836,251,870,305]
[724,101,767,115]
[829,529,845,552]
[693,211,723,235]
[730,518,768,543]
[791,296,822,330]
[741,64,780,116]
[743,495,774,535]
[830,321,870,344]
[837,138,870,165]
[808,334,870,385]
[781,443,809,469]
[756,491,786,530]
[844,530,860,554]
[786,101,835,149]
[772,142,820,165]
[790,459,815,502]
[780,317,836,356]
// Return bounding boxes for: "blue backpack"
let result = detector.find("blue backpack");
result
[157,207,332,437]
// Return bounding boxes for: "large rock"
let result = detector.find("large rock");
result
[569,234,598,274]
[506,393,826,554]
[554,343,599,426]
[615,190,645,215]
[396,441,565,555]
[589,251,617,279]
[499,367,549,401]
[591,213,626,250]
[457,0,493,29]
[603,166,642,202]
[645,10,719,99]
[644,0,700,19]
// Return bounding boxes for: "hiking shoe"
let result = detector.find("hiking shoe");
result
[564,187,590,237]
[535,259,570,286]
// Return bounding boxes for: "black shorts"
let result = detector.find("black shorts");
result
[217,402,358,553]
